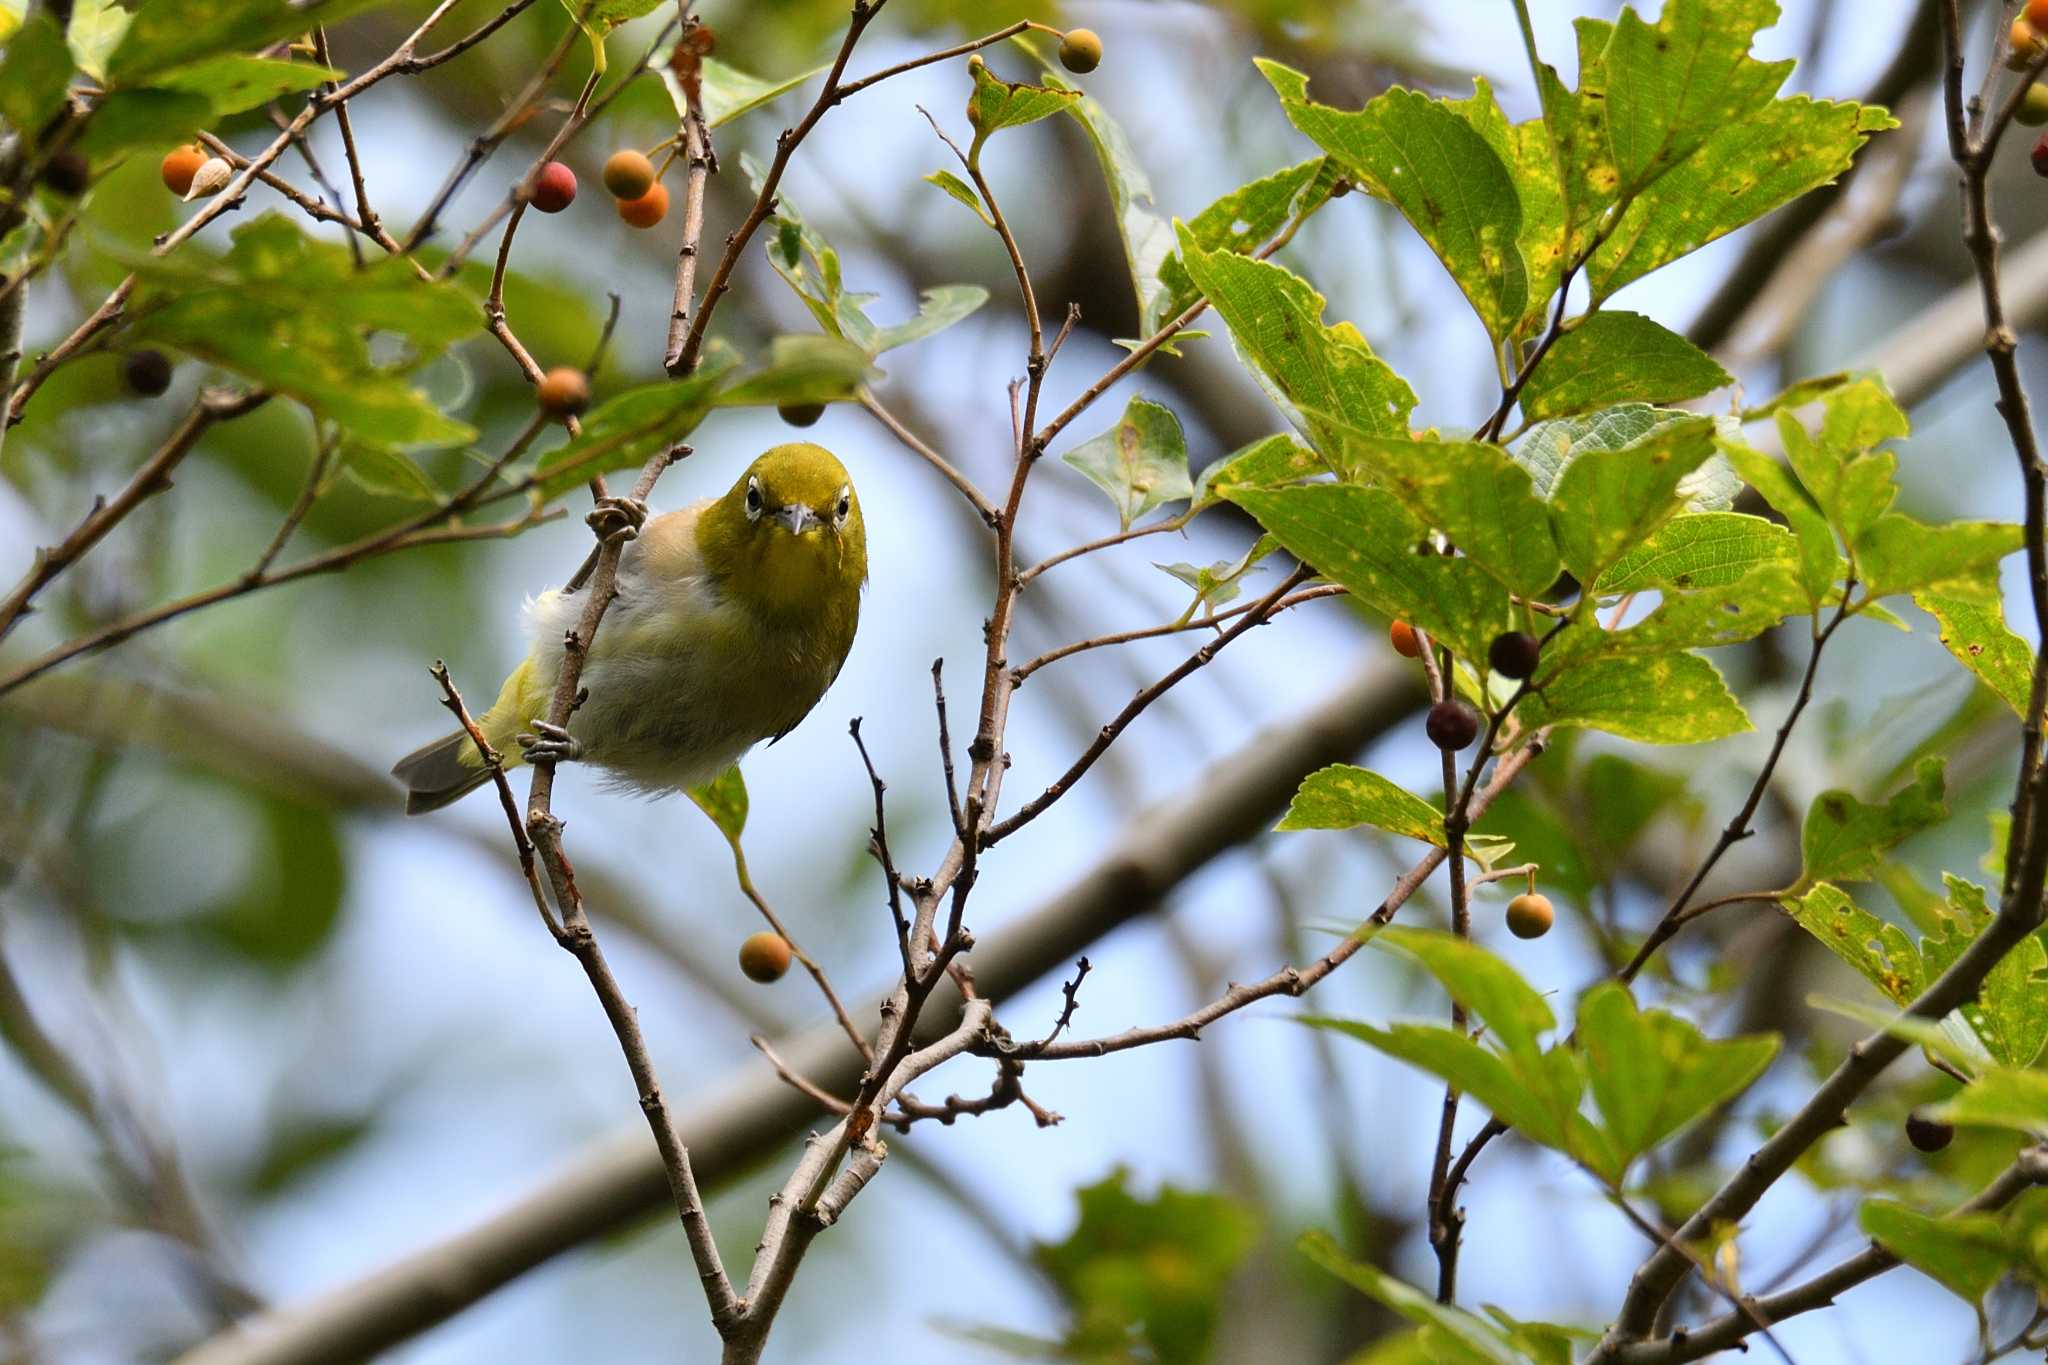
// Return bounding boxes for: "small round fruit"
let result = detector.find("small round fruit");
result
[1389,619,1422,659]
[2033,130,2048,178]
[778,402,825,428]
[1905,1110,1955,1153]
[2015,16,2042,58]
[616,180,669,229]
[160,144,205,197]
[1488,630,1541,680]
[122,349,173,397]
[2029,0,2048,33]
[1506,893,1554,940]
[601,149,655,200]
[1058,28,1103,74]
[530,161,577,213]
[1425,699,1481,752]
[739,931,792,983]
[40,151,88,196]
[536,366,591,416]
[2022,85,2048,127]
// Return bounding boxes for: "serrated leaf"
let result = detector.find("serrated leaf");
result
[969,61,1080,145]
[1260,61,1527,341]
[1853,515,2022,603]
[0,15,73,137]
[81,58,342,156]
[107,0,394,82]
[1150,157,1335,331]
[1531,20,1621,264]
[1178,228,1416,451]
[1800,757,1946,886]
[871,285,989,353]
[1519,652,1750,744]
[1560,563,1806,664]
[1602,0,1792,197]
[339,443,440,503]
[1859,1202,2011,1303]
[923,169,991,225]
[1299,1231,1524,1365]
[1520,312,1731,421]
[556,0,661,38]
[1514,403,1695,499]
[1783,883,1923,1005]
[1226,483,1511,666]
[687,766,747,843]
[1597,512,1796,593]
[1715,431,1837,608]
[1576,982,1779,1187]
[1061,396,1193,531]
[710,334,876,407]
[1191,433,1321,508]
[1319,428,1559,597]
[1918,594,2035,718]
[1278,765,1445,846]
[1547,415,1716,586]
[1449,78,1566,334]
[1921,877,2048,1069]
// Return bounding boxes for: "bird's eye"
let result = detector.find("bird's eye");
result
[835,489,850,522]
[745,478,763,517]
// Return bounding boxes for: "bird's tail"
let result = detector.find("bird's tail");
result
[391,731,495,815]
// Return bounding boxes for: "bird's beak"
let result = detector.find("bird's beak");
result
[774,503,819,535]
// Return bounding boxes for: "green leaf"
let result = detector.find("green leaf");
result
[338,443,440,503]
[1513,403,1695,498]
[1715,430,1837,608]
[871,285,988,354]
[1277,765,1445,846]
[1033,66,1175,335]
[1930,1066,2048,1133]
[1519,312,1731,421]
[1547,415,1717,586]
[694,56,827,129]
[555,0,661,39]
[923,169,990,225]
[969,60,1080,147]
[1301,1018,1567,1151]
[1920,877,2048,1069]
[1448,78,1567,334]
[687,766,747,843]
[1519,652,1750,745]
[1150,157,1335,331]
[65,0,128,82]
[1260,61,1527,341]
[107,0,394,82]
[1061,397,1193,530]
[1782,883,1923,1006]
[1601,0,1791,197]
[713,334,877,407]
[1190,433,1322,508]
[0,15,73,137]
[1853,514,2022,603]
[1597,512,1796,593]
[1154,545,1265,615]
[1859,1201,2013,1303]
[1589,98,1896,302]
[1530,20,1621,265]
[81,57,341,156]
[1918,594,2035,718]
[1800,757,1946,886]
[1226,483,1510,666]
[1575,982,1778,1187]
[1177,228,1417,450]
[1323,430,1559,597]
[1299,1231,1524,1365]
[1377,926,1554,1068]
[1558,563,1806,663]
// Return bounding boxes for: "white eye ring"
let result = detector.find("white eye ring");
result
[834,487,851,524]
[745,477,763,519]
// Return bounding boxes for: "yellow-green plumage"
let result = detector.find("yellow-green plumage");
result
[392,444,866,813]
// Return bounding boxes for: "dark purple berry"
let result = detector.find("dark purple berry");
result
[123,350,173,397]
[1489,631,1541,680]
[1905,1110,1954,1153]
[1425,699,1480,752]
[40,151,88,196]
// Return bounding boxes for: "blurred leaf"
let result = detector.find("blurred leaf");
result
[923,169,991,225]
[1930,1067,2048,1133]
[1859,1201,2011,1303]
[1597,512,1796,593]
[533,365,729,494]
[1920,877,2048,1070]
[339,442,441,503]
[1918,595,2034,719]
[556,0,662,39]
[1031,63,1174,333]
[1518,652,1750,745]
[1299,1231,1523,1365]
[688,766,747,843]
[1800,757,1946,887]
[107,0,394,82]
[1379,926,1553,1066]
[1035,1170,1257,1365]
[662,54,828,129]
[1546,415,1716,586]
[1062,397,1192,531]
[0,15,73,136]
[1260,61,1526,342]
[1226,483,1511,666]
[245,1112,376,1198]
[1179,227,1416,451]
[192,794,347,971]
[85,57,340,156]
[1520,313,1730,421]
[1576,753,1692,874]
[1576,982,1778,1187]
[872,284,989,354]
[1278,764,1445,846]
[65,0,128,81]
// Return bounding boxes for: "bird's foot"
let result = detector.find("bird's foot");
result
[587,495,649,546]
[517,721,584,765]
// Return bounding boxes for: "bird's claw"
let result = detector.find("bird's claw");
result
[587,495,649,546]
[517,721,584,765]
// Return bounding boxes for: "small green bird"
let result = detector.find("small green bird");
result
[393,443,866,814]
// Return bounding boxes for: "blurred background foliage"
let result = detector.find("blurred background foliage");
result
[1,0,2044,1361]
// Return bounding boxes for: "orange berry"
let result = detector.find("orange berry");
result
[602,149,655,200]
[2029,0,2048,34]
[1506,893,1554,940]
[616,180,669,229]
[160,144,206,197]
[739,931,792,983]
[1389,619,1422,659]
[535,366,591,416]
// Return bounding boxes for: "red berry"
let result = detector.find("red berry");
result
[2029,0,2048,35]
[1389,619,1422,659]
[2032,131,2048,178]
[739,931,792,983]
[1425,699,1480,752]
[531,161,576,213]
[1505,893,1554,940]
[616,181,669,229]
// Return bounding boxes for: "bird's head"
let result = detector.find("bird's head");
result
[701,443,867,617]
